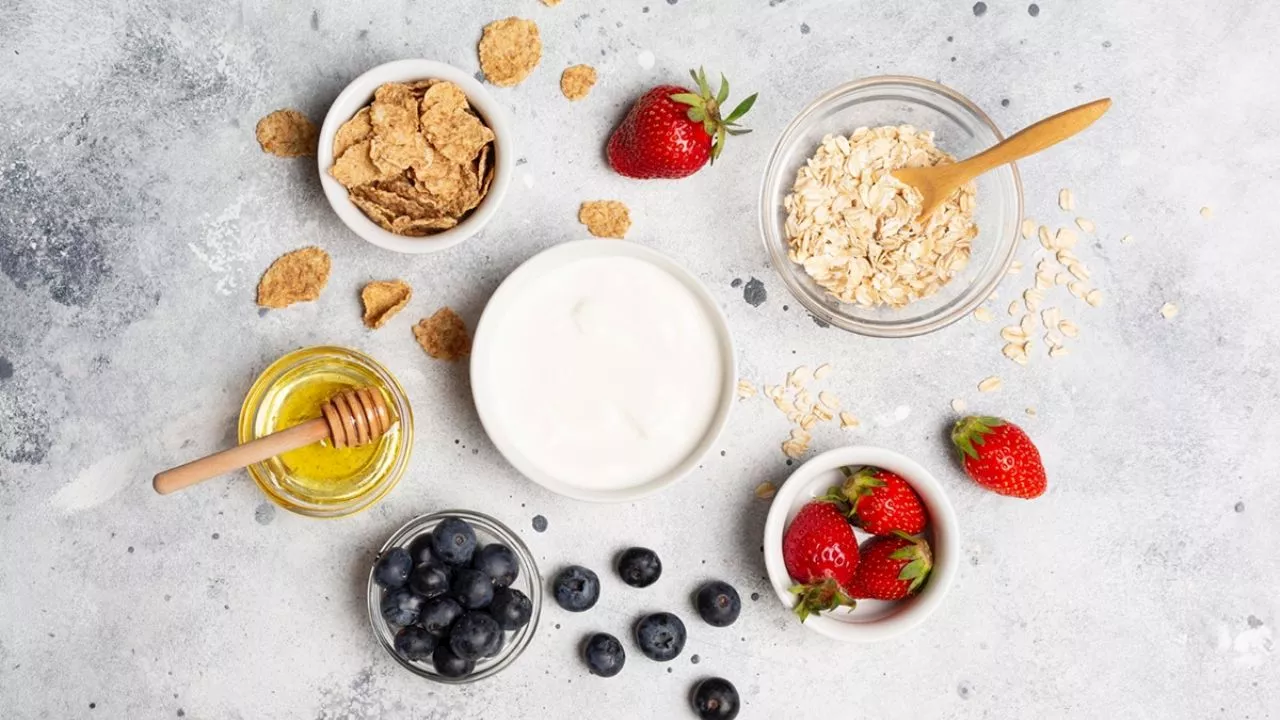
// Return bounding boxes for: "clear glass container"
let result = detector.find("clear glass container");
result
[759,76,1024,337]
[366,510,542,684]
[237,345,413,518]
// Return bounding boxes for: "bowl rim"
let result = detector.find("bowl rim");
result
[762,445,961,642]
[758,74,1024,338]
[470,239,738,502]
[366,509,543,684]
[317,58,514,255]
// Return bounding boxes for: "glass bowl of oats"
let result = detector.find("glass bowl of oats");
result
[759,76,1022,337]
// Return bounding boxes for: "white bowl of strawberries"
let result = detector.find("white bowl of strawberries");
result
[762,446,960,642]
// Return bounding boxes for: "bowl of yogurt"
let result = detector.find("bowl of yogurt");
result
[471,239,736,502]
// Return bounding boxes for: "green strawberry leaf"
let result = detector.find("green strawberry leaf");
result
[725,127,752,136]
[724,93,758,123]
[670,92,705,108]
[716,73,729,105]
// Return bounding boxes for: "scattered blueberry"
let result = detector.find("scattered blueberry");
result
[635,612,687,661]
[617,547,662,588]
[380,588,426,626]
[449,611,503,660]
[432,644,475,678]
[695,581,741,627]
[553,565,601,612]
[472,544,519,587]
[431,517,478,566]
[582,632,626,677]
[407,533,436,567]
[407,561,450,598]
[373,547,412,589]
[419,596,465,635]
[489,587,533,630]
[451,568,496,610]
[393,625,437,661]
[691,677,740,719]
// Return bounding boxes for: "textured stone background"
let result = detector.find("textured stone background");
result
[1,0,1277,718]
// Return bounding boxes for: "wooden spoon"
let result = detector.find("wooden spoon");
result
[891,98,1112,221]
[153,386,393,495]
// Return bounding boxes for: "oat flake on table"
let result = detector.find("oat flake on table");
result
[256,247,331,309]
[560,64,597,101]
[255,109,318,158]
[782,125,978,308]
[578,201,631,238]
[413,308,472,361]
[361,280,413,329]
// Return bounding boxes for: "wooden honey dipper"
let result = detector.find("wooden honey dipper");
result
[153,387,393,495]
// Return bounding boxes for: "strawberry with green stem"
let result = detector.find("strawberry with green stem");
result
[951,416,1047,499]
[781,500,859,621]
[850,533,933,601]
[832,466,928,536]
[606,67,757,179]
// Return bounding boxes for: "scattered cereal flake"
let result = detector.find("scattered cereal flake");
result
[1038,225,1053,249]
[819,391,841,411]
[478,17,543,87]
[1058,319,1079,337]
[1075,217,1096,233]
[1007,301,1020,316]
[578,200,632,238]
[1041,307,1061,328]
[1068,262,1091,281]
[1056,272,1073,286]
[1001,343,1024,361]
[1120,234,1135,244]
[788,366,812,388]
[361,280,413,329]
[1034,272,1053,290]
[754,482,777,500]
[257,247,331,308]
[560,64,598,101]
[1043,331,1062,348]
[1068,281,1088,299]
[1049,346,1070,358]
[839,412,860,429]
[1025,407,1037,416]
[978,376,1002,393]
[333,107,372,158]
[1085,289,1103,307]
[765,385,783,400]
[1019,313,1036,335]
[1000,326,1026,343]
[813,363,832,380]
[736,379,757,399]
[951,398,967,413]
[1020,218,1035,239]
[1059,188,1074,211]
[973,306,993,323]
[1054,227,1078,249]
[255,109,318,158]
[1160,302,1179,319]
[1199,206,1213,219]
[1007,260,1024,275]
[413,307,472,361]
[781,440,806,459]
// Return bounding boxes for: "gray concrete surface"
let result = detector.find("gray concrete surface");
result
[2,1,1277,718]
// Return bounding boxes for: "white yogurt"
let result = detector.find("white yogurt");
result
[487,255,725,490]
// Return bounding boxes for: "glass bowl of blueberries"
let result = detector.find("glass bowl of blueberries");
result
[366,510,541,683]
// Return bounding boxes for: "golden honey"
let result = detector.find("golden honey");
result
[239,346,413,518]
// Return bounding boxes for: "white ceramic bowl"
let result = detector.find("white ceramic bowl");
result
[471,239,737,502]
[317,59,514,254]
[762,446,960,642]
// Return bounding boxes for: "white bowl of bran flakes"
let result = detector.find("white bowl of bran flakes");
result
[318,59,514,255]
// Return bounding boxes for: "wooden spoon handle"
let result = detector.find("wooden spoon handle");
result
[152,418,331,495]
[959,98,1112,177]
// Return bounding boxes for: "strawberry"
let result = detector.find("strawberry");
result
[951,415,1047,499]
[781,500,859,621]
[834,466,928,536]
[849,533,933,601]
[606,67,757,179]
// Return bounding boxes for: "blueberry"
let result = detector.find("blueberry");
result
[393,625,437,661]
[431,517,478,566]
[472,544,519,587]
[489,587,533,631]
[553,565,600,612]
[407,533,436,567]
[432,644,475,679]
[380,588,426,626]
[373,547,413,589]
[691,677,740,719]
[451,568,495,610]
[694,581,741,627]
[409,562,452,599]
[616,547,662,588]
[419,596,465,635]
[634,612,686,662]
[449,611,503,661]
[582,632,626,678]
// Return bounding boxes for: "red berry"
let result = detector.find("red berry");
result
[781,501,859,621]
[838,466,927,536]
[849,534,933,601]
[606,68,757,180]
[951,416,1047,499]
